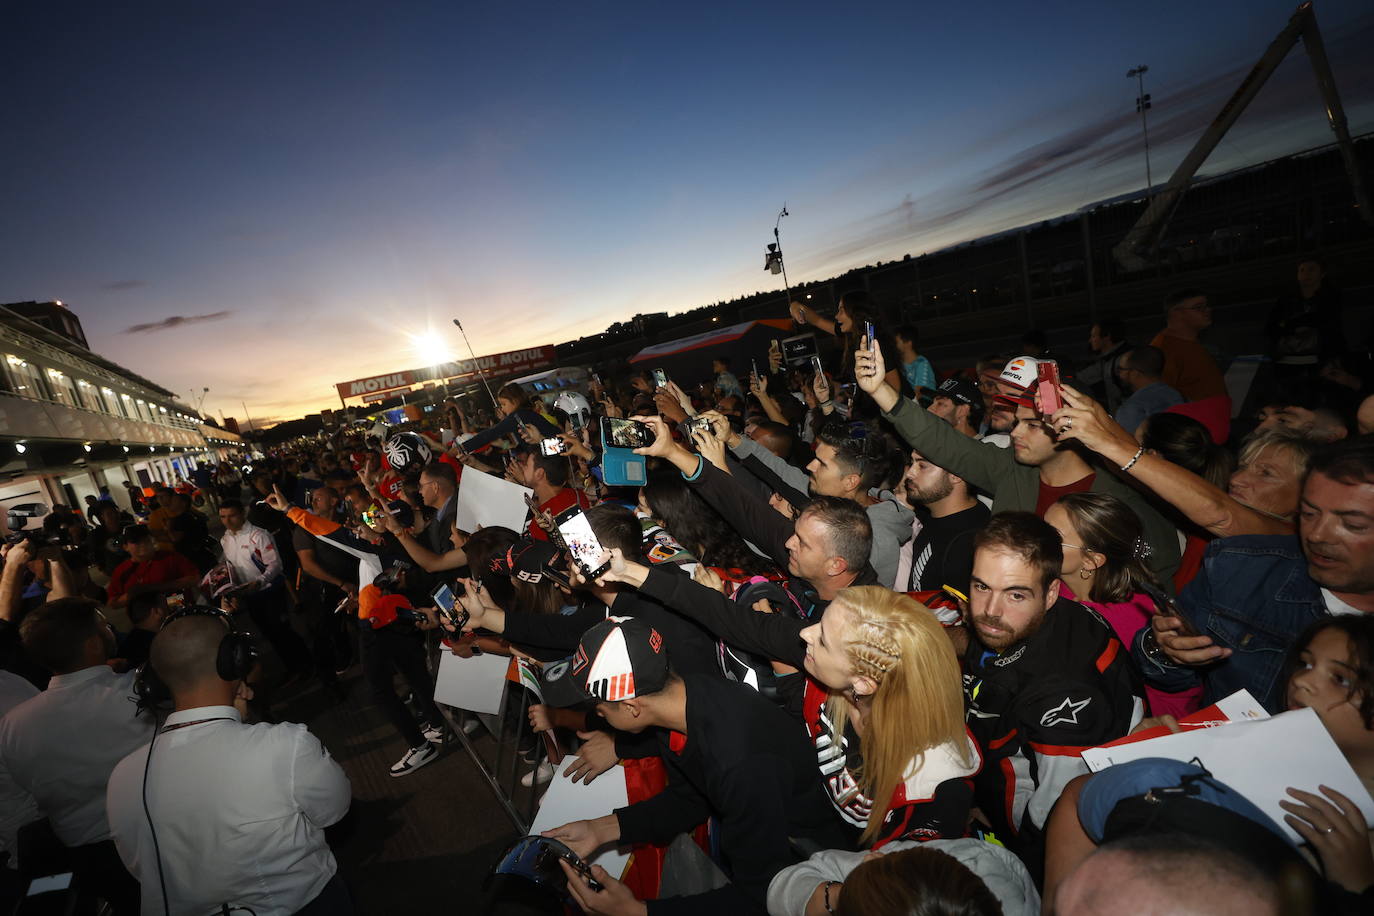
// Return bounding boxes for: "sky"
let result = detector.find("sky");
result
[4,1,1372,425]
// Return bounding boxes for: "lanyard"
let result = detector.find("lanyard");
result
[160,716,234,734]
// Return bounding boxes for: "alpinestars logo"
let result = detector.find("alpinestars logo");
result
[1040,696,1091,728]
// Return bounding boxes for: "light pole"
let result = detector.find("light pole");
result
[1127,65,1154,199]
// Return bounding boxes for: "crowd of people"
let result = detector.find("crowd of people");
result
[1,256,1372,915]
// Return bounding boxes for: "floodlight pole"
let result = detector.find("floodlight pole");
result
[773,205,794,307]
[452,318,500,409]
[1127,65,1154,200]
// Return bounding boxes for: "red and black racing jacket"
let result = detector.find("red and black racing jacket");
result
[963,595,1144,870]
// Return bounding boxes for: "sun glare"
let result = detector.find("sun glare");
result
[411,331,453,366]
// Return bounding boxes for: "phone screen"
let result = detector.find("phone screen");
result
[540,437,565,456]
[556,510,609,576]
[432,583,457,613]
[602,416,651,449]
[652,368,669,388]
[811,355,825,377]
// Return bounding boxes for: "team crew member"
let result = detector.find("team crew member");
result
[106,611,353,915]
[541,617,851,915]
[960,514,1143,874]
[0,598,155,914]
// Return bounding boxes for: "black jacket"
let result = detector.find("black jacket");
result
[614,674,852,915]
[964,596,1142,869]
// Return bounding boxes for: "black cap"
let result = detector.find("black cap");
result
[541,616,669,707]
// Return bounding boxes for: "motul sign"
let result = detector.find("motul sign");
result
[336,371,418,399]
[437,346,557,380]
[335,345,556,402]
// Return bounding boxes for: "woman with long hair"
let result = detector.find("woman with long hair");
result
[1045,492,1201,718]
[640,471,779,579]
[593,550,979,850]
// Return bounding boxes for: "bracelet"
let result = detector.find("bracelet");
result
[823,881,841,914]
[1120,445,1146,472]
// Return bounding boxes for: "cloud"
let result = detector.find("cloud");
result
[123,311,232,334]
[101,279,145,291]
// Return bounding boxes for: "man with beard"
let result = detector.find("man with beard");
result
[1139,436,1374,713]
[962,513,1142,878]
[898,449,988,595]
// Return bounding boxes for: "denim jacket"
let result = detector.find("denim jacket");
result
[1131,535,1325,713]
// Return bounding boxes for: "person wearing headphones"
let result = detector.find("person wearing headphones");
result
[105,609,353,915]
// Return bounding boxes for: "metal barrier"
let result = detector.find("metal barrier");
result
[427,640,547,833]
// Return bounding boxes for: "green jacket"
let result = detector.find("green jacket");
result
[881,396,1180,588]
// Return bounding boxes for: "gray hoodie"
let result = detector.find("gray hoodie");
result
[766,838,1040,916]
[731,435,914,588]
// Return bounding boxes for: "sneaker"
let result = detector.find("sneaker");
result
[389,742,439,777]
[421,721,452,744]
[459,717,481,737]
[520,761,555,787]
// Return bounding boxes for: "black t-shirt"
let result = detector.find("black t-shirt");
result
[908,502,991,593]
[292,525,360,586]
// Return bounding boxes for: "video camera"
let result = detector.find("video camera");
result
[3,503,71,548]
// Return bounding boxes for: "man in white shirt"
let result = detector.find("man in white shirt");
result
[107,611,353,915]
[218,499,312,683]
[0,598,153,914]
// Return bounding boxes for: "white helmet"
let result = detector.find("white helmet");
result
[553,392,592,430]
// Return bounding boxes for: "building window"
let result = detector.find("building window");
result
[121,393,137,420]
[46,369,79,407]
[5,355,49,400]
[101,387,122,416]
[75,379,102,412]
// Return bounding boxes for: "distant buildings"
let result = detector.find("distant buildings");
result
[0,300,242,527]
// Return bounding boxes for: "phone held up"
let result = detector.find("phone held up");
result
[863,320,876,353]
[652,368,669,389]
[1036,360,1063,416]
[540,437,568,456]
[431,582,470,632]
[599,415,654,450]
[555,507,611,580]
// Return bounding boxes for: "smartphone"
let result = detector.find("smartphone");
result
[652,368,669,389]
[863,320,876,353]
[750,358,760,381]
[682,415,713,441]
[600,415,653,450]
[558,847,604,892]
[555,507,611,579]
[1036,361,1063,416]
[811,354,825,377]
[432,582,470,631]
[540,437,567,456]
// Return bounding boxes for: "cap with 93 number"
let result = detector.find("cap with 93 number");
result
[540,616,669,706]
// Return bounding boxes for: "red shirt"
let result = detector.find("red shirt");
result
[108,550,199,602]
[1034,474,1095,517]
[529,487,590,541]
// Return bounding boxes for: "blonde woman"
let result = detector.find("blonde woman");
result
[587,549,979,850]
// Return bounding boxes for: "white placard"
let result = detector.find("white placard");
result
[529,765,631,880]
[1081,707,1373,844]
[454,467,532,534]
[433,650,511,715]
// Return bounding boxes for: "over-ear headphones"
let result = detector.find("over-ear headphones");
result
[133,606,258,711]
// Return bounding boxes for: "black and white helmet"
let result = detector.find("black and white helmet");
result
[553,392,592,430]
[383,432,432,472]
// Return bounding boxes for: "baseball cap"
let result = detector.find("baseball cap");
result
[998,355,1040,390]
[490,540,564,584]
[995,355,1039,408]
[935,377,980,408]
[541,616,669,706]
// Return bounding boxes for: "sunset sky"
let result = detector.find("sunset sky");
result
[4,1,1372,424]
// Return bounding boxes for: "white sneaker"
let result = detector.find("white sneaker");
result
[520,761,555,787]
[421,721,451,744]
[389,742,439,777]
